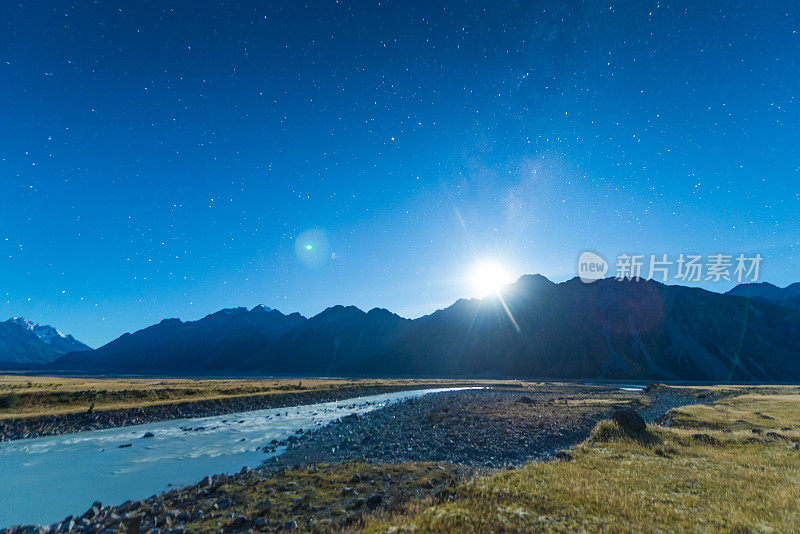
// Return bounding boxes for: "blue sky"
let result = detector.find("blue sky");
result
[1,1,798,347]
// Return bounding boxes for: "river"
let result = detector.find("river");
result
[0,387,468,527]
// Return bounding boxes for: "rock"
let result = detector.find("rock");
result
[254,517,266,527]
[231,515,247,527]
[118,443,133,448]
[141,432,155,438]
[611,408,646,433]
[341,487,357,496]
[284,519,298,530]
[350,473,361,483]
[366,494,383,507]
[82,501,102,520]
[199,476,213,488]
[517,396,536,405]
[341,413,360,422]
[555,450,573,461]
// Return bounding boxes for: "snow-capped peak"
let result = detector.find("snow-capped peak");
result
[6,317,67,344]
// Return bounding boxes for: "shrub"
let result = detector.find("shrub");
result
[0,393,21,410]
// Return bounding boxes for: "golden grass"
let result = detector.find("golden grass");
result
[0,375,577,419]
[669,392,800,431]
[0,376,497,419]
[376,388,800,533]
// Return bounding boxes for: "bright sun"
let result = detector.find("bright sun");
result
[470,261,515,297]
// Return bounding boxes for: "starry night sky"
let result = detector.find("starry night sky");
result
[1,1,799,347]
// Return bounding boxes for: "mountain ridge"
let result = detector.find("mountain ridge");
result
[45,275,800,381]
[0,318,91,365]
[726,282,800,309]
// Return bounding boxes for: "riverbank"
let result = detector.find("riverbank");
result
[0,384,729,533]
[0,377,482,441]
[393,389,800,532]
[265,385,664,469]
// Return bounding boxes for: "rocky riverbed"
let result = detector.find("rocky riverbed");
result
[0,384,716,533]
[265,384,712,469]
[0,384,460,442]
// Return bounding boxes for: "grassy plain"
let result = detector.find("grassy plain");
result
[377,386,800,532]
[6,378,799,531]
[0,375,499,419]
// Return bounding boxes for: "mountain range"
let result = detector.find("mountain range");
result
[725,281,800,309]
[0,318,90,366]
[42,276,800,381]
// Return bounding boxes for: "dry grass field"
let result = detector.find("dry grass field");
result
[4,380,799,532]
[371,386,800,532]
[0,375,496,419]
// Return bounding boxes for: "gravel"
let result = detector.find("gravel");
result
[264,386,710,469]
[0,385,716,533]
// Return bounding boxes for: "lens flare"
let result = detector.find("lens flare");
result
[295,229,330,267]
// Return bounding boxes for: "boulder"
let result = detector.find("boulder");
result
[612,408,646,433]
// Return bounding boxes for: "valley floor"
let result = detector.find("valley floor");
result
[2,382,800,532]
[0,376,486,440]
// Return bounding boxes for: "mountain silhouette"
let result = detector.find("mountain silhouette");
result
[726,282,800,309]
[0,318,90,365]
[50,276,800,381]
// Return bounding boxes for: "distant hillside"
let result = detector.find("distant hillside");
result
[726,282,800,309]
[56,305,305,373]
[51,276,800,381]
[0,318,90,365]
